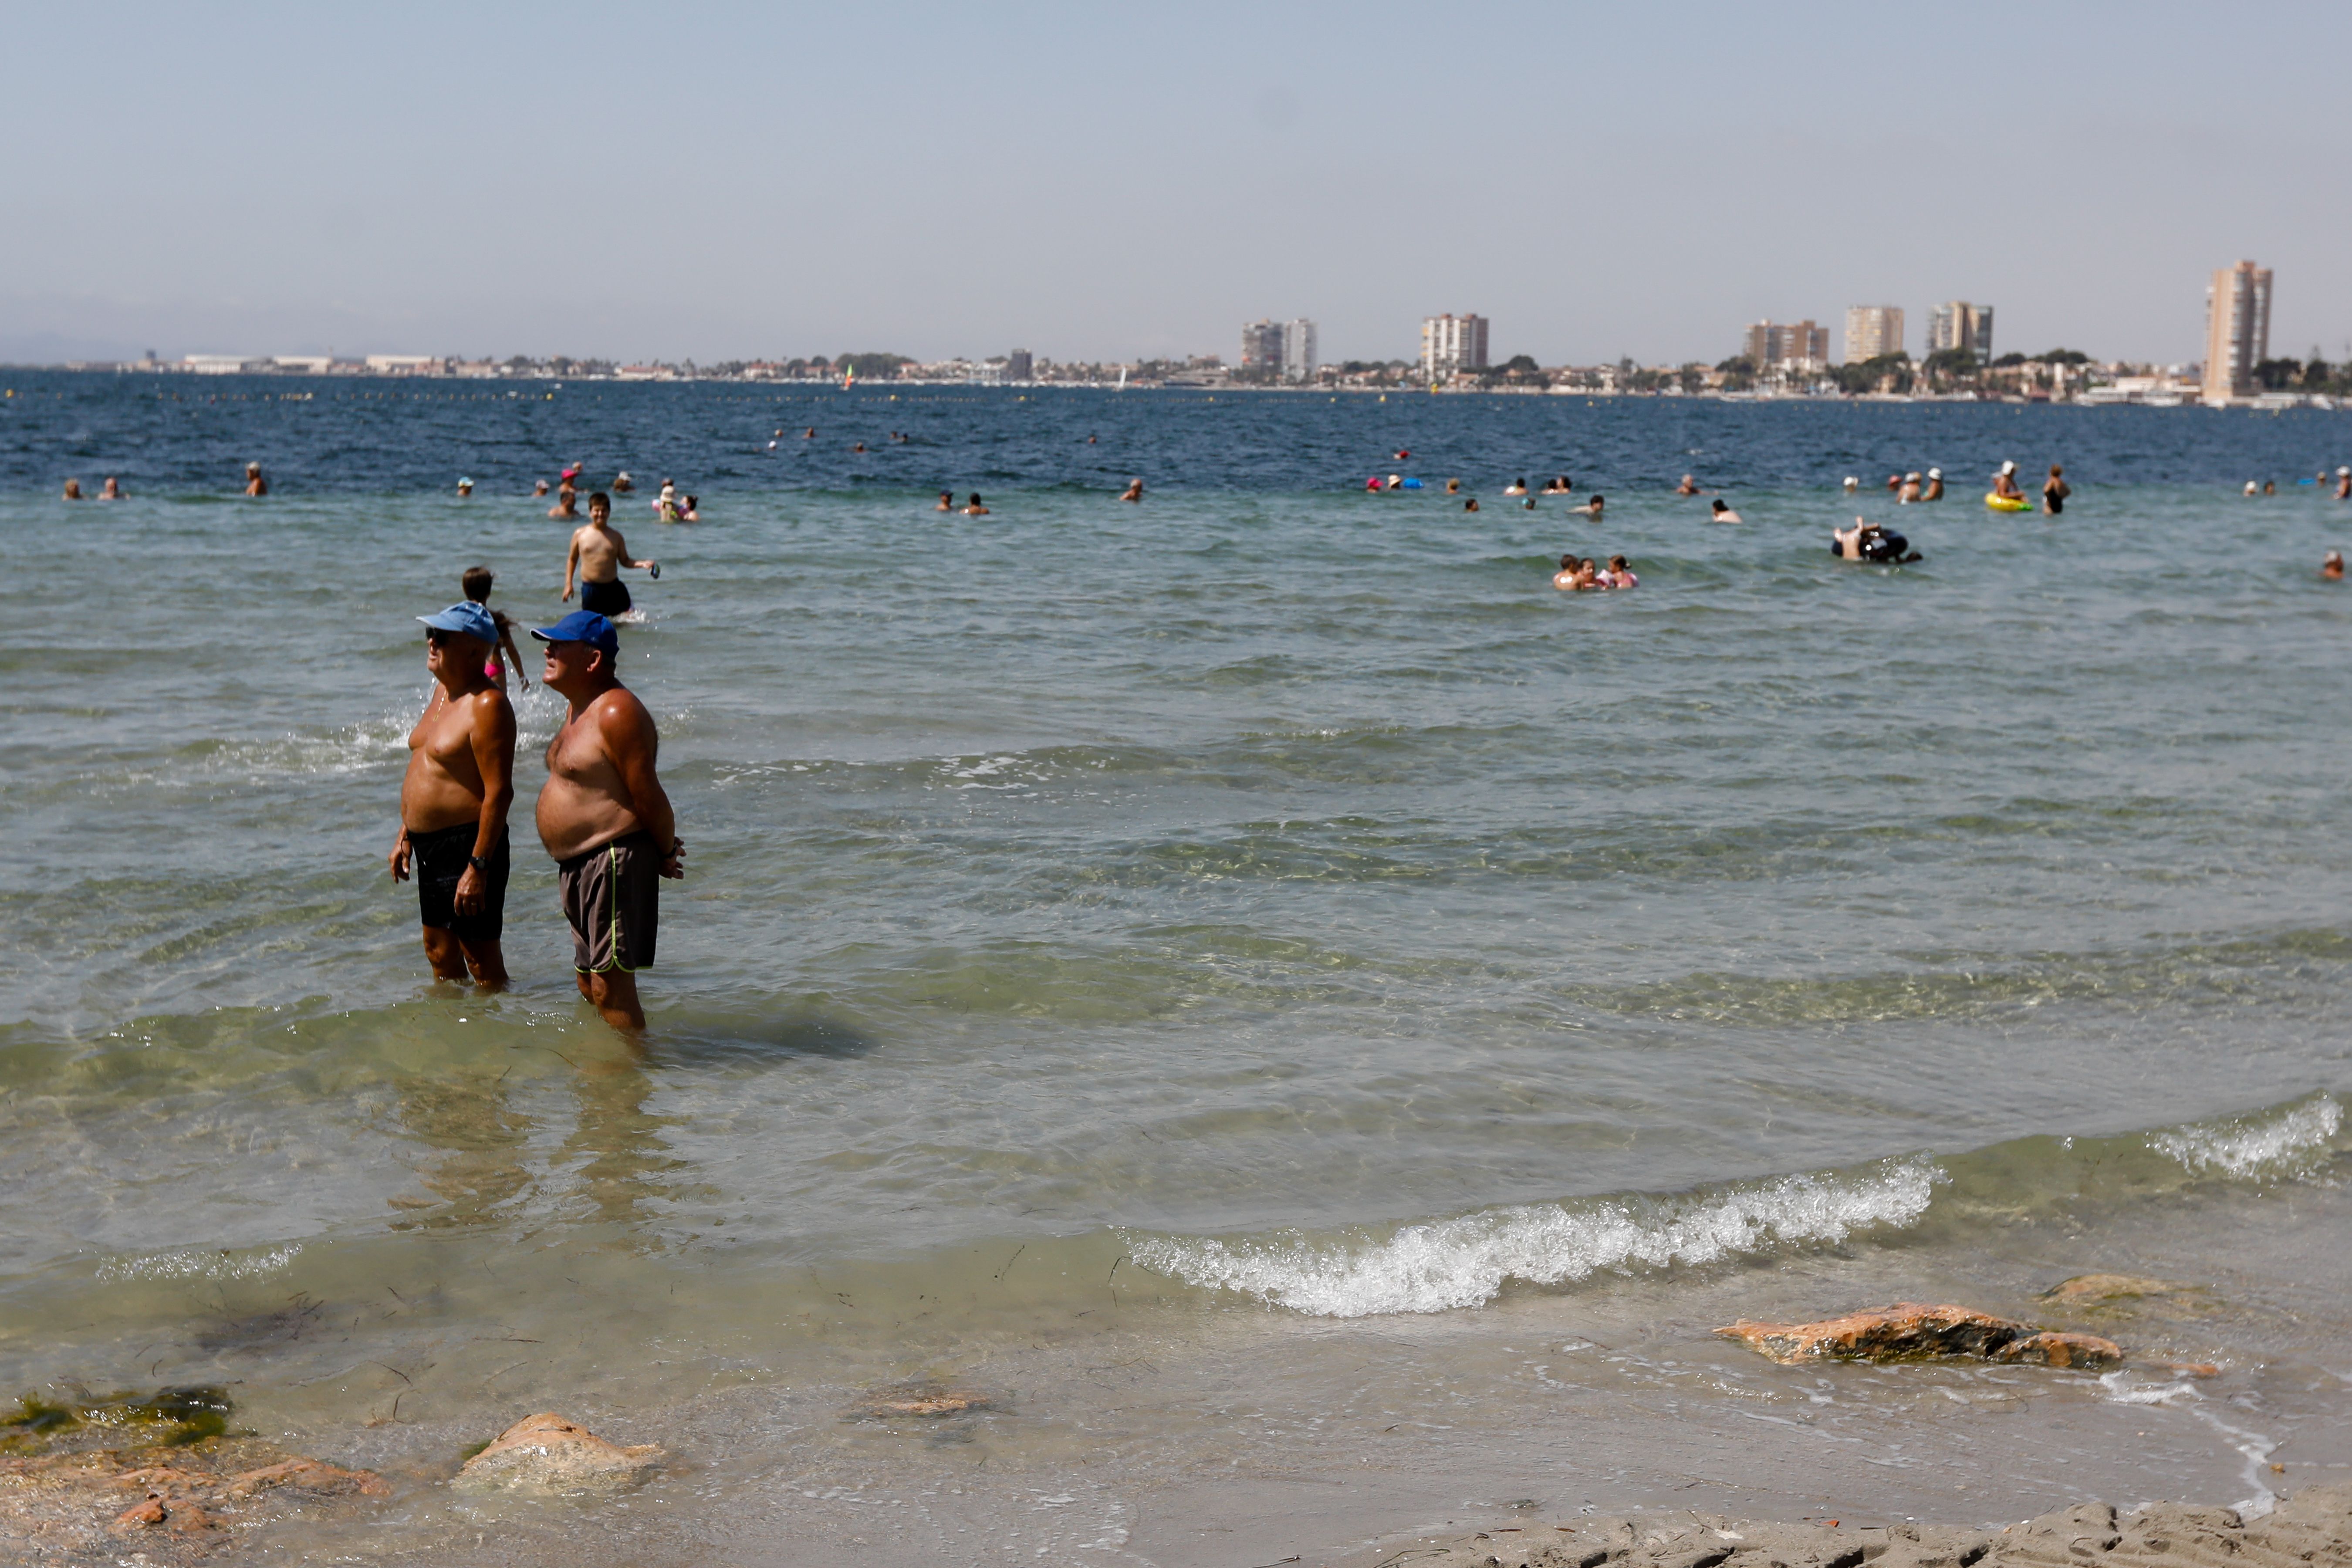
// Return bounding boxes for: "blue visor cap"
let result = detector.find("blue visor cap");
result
[418,602,500,644]
[531,610,619,654]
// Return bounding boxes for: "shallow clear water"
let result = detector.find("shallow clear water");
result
[4,375,2352,1561]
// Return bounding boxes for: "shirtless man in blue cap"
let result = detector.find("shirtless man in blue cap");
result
[531,610,684,1031]
[389,602,517,987]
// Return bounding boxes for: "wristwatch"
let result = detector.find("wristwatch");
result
[467,853,490,873]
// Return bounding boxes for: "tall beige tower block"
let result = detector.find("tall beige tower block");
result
[2203,261,2272,404]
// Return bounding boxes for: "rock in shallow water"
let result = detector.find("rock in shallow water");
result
[453,1412,664,1494]
[0,1437,385,1561]
[1713,1302,2123,1369]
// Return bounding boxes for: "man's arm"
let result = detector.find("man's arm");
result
[601,694,683,878]
[562,533,581,599]
[609,528,656,573]
[453,694,517,916]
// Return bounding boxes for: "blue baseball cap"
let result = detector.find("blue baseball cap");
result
[531,610,619,653]
[417,602,499,644]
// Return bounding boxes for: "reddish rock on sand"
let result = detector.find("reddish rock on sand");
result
[453,1413,664,1494]
[1714,1302,2124,1369]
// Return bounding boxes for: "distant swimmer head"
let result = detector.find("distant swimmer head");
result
[1905,472,1920,482]
[1927,468,1942,480]
[2245,481,2260,495]
[2000,460,2017,476]
[2339,466,2350,476]
[1712,499,1730,514]
[1843,476,1859,491]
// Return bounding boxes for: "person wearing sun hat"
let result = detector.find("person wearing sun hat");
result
[389,601,517,989]
[531,609,683,1031]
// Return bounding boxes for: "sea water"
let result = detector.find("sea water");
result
[4,376,2352,1563]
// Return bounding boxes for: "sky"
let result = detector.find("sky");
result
[8,0,2352,369]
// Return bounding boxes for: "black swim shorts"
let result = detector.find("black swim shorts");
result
[409,822,509,942]
[579,578,632,617]
[557,829,662,973]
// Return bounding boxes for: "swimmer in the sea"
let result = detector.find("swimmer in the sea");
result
[1541,475,1572,494]
[1899,472,1922,503]
[612,473,634,493]
[534,479,550,497]
[1886,474,1903,494]
[2338,467,2350,500]
[2244,481,2260,497]
[804,428,817,439]
[1710,499,1741,523]
[963,493,990,516]
[852,442,867,453]
[2264,479,2278,496]
[1504,478,1527,496]
[244,462,269,497]
[1583,494,1605,520]
[680,495,700,522]
[1832,518,1869,560]
[549,478,578,519]
[1446,478,1462,494]
[935,490,954,511]
[1923,468,1944,501]
[461,565,531,693]
[1552,554,1583,591]
[1843,476,1860,495]
[1606,554,1637,588]
[457,477,474,497]
[1118,478,1143,503]
[1676,474,1701,496]
[2325,551,2345,581]
[562,492,658,619]
[2042,465,2071,516]
[1992,462,2025,502]
[99,476,122,500]
[62,478,82,500]
[1464,497,1480,512]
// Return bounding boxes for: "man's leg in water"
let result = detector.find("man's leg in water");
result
[575,969,645,1031]
[421,927,473,982]
[458,938,509,989]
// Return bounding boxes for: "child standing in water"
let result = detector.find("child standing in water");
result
[461,566,531,692]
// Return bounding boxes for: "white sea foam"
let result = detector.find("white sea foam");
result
[1128,1159,1942,1318]
[2150,1095,2342,1178]
[95,1243,302,1284]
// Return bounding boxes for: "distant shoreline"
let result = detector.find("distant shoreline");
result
[1,364,2337,409]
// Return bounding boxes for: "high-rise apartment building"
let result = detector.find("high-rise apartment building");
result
[1007,348,1033,381]
[2202,260,2273,404]
[1843,305,1904,364]
[1421,314,1489,380]
[1927,301,1994,361]
[1280,319,1317,383]
[1743,319,1829,371]
[1240,320,1285,376]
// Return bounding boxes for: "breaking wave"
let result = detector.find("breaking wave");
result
[2150,1094,2342,1178]
[95,1243,303,1284]
[1128,1159,1942,1318]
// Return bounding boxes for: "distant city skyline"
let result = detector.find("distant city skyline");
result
[6,3,2350,368]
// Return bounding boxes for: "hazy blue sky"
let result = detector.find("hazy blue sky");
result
[9,0,2350,367]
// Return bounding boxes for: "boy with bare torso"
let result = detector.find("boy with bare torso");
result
[389,602,517,986]
[561,491,658,619]
[531,611,684,1031]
